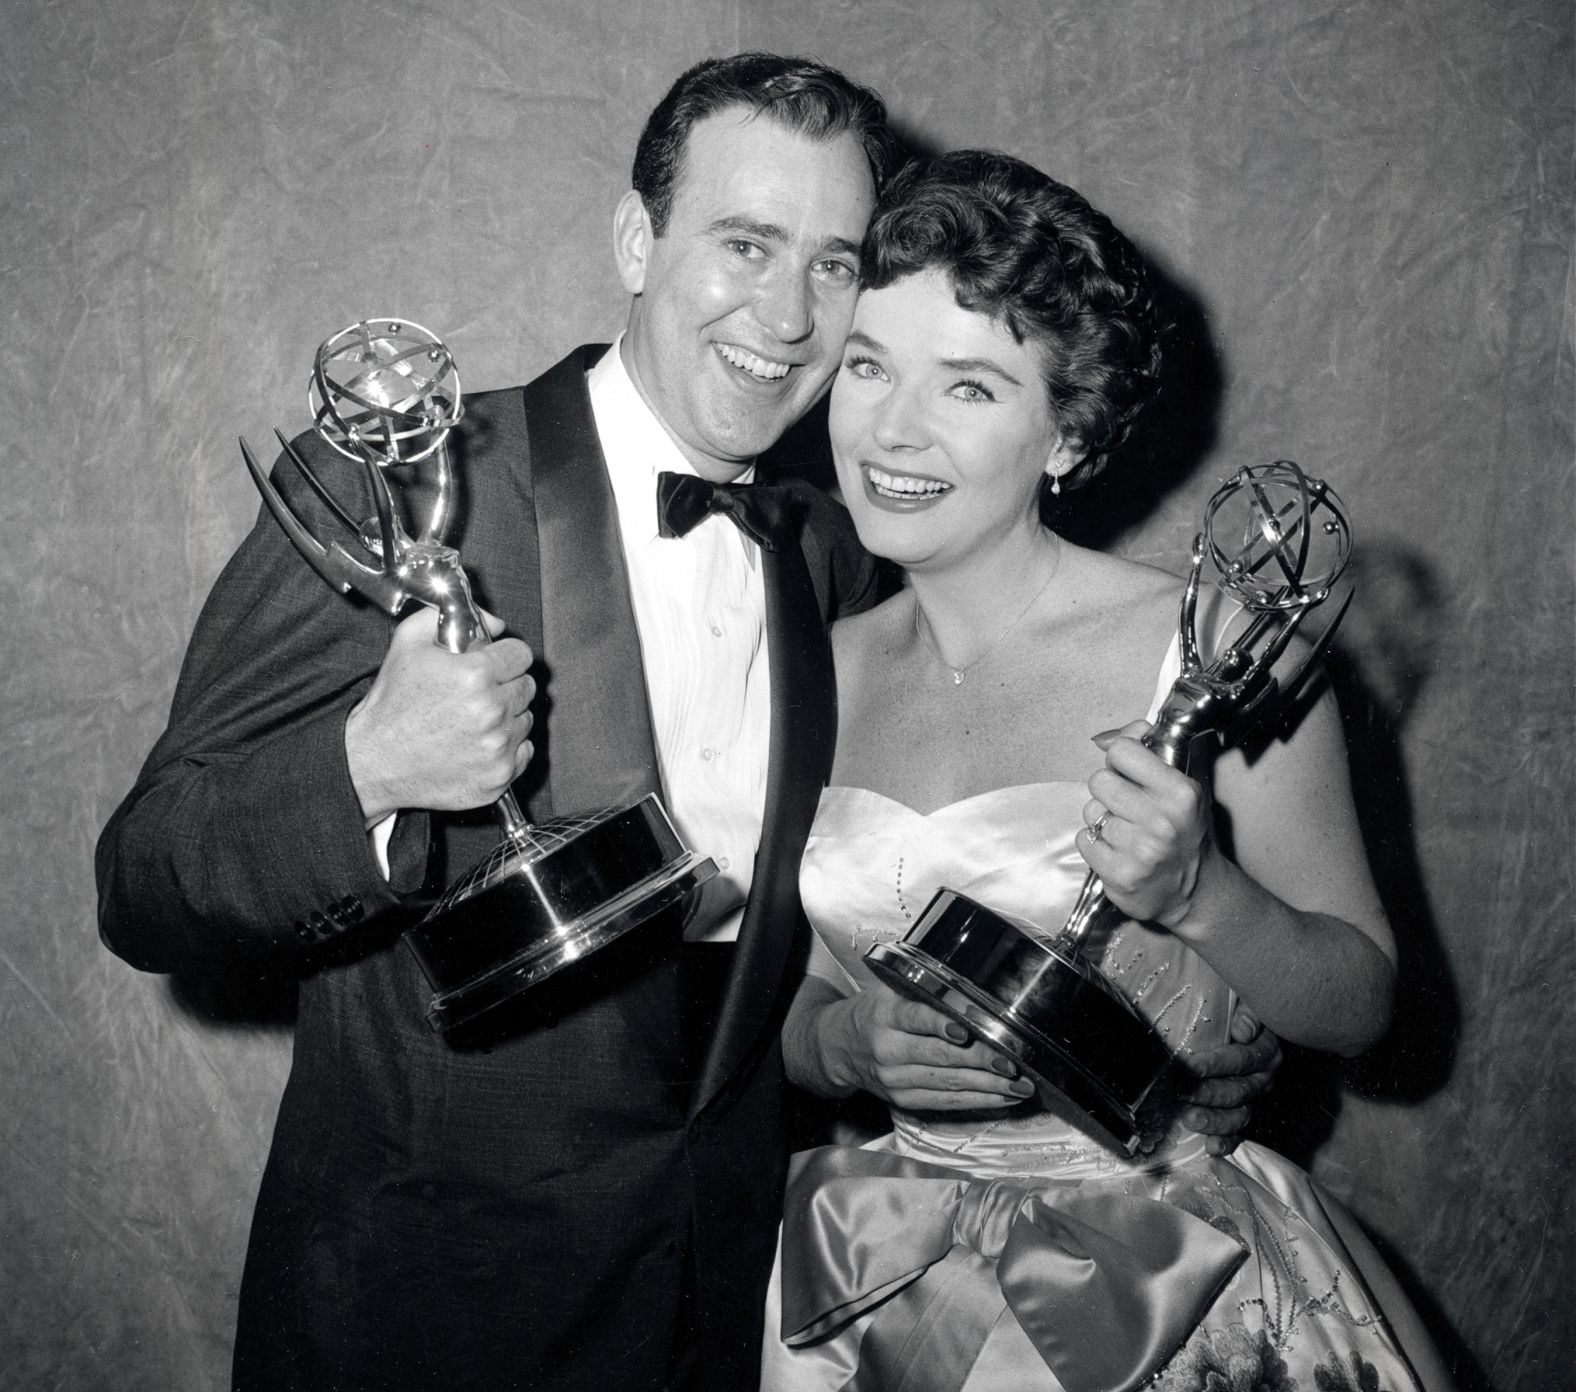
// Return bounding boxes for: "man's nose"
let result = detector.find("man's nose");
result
[756,267,813,343]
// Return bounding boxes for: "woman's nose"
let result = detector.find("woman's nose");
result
[871,383,929,451]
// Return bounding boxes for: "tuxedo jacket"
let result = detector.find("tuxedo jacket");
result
[96,345,880,1392]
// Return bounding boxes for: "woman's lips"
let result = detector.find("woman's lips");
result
[861,463,953,505]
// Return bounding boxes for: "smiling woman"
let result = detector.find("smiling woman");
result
[762,151,1452,1391]
[831,266,1075,574]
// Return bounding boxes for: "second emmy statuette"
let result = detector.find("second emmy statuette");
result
[866,461,1353,1152]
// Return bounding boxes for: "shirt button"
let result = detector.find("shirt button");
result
[700,748,713,761]
[718,856,731,871]
[710,623,723,637]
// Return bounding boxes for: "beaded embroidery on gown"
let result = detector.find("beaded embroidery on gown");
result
[761,656,1444,1392]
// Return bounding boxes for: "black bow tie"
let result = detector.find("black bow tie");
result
[656,471,801,553]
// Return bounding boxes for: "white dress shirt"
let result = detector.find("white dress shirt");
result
[588,338,772,943]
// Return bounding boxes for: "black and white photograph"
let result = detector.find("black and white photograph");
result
[2,3,1569,1389]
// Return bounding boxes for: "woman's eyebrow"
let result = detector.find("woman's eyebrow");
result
[842,332,1023,385]
[937,355,1023,385]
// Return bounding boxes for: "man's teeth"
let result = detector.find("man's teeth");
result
[867,466,952,498]
[716,343,791,380]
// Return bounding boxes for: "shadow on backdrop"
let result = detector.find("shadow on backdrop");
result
[1247,541,1481,1389]
[1253,541,1460,1159]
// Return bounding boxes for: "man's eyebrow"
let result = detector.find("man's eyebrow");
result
[709,215,790,242]
[708,217,863,260]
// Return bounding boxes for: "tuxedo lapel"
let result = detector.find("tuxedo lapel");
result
[693,521,836,1117]
[522,347,663,816]
[522,348,834,1117]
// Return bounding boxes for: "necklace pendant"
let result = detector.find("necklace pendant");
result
[952,669,965,685]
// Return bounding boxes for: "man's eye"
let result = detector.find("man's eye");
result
[726,239,766,259]
[814,258,857,284]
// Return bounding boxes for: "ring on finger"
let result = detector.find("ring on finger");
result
[1088,810,1114,844]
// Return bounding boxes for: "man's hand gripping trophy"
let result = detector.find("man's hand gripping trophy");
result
[241,319,715,1033]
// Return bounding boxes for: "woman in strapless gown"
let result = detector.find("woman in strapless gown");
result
[760,152,1453,1392]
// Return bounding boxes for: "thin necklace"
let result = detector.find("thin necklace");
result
[912,551,1060,686]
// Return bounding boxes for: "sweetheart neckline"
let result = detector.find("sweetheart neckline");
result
[818,780,1088,821]
[818,633,1185,825]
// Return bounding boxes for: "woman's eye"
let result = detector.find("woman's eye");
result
[950,380,996,403]
[844,356,886,381]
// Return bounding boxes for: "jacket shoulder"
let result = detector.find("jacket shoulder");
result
[456,345,610,460]
[780,479,885,621]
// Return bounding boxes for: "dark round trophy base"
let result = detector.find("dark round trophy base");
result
[405,794,717,1032]
[865,889,1172,1155]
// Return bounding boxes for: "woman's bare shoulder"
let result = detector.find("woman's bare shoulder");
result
[1061,545,1184,632]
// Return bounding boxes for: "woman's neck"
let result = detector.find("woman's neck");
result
[906,528,1064,674]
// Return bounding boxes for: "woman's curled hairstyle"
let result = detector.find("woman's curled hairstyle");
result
[860,150,1163,487]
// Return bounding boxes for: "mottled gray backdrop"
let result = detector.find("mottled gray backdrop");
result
[3,1,1570,1388]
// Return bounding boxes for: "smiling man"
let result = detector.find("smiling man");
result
[615,105,873,475]
[98,53,897,1392]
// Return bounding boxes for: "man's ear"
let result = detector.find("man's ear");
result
[613,191,654,295]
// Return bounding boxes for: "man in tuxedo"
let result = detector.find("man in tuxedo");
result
[98,53,896,1392]
[98,51,1272,1392]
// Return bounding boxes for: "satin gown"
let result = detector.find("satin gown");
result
[761,658,1446,1392]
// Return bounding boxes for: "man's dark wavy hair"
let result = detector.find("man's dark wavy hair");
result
[632,53,903,236]
[860,150,1163,494]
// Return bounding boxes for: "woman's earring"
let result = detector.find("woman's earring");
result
[1047,445,1066,497]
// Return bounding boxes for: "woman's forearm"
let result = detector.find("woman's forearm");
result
[1170,844,1395,1057]
[783,977,862,1099]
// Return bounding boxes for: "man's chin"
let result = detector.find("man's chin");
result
[697,412,805,471]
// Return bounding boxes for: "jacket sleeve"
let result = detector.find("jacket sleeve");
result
[95,435,433,973]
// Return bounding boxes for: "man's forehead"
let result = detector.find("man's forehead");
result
[668,107,875,237]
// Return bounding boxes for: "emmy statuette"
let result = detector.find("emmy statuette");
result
[866,461,1353,1153]
[241,319,716,1031]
